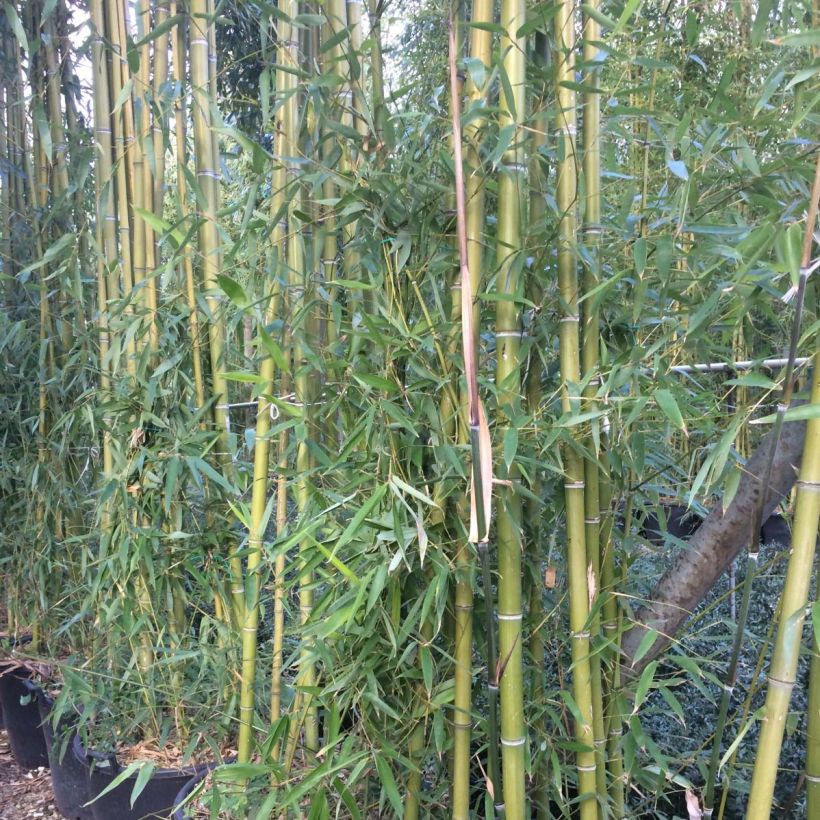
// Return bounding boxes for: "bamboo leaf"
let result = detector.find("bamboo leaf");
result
[632,660,658,713]
[614,0,644,35]
[581,3,617,30]
[256,327,290,372]
[752,403,820,424]
[632,629,659,667]
[33,105,52,166]
[216,274,249,308]
[133,207,185,247]
[130,763,156,808]
[375,756,403,816]
[132,14,185,49]
[654,388,687,433]
[3,3,28,52]
[389,474,438,508]
[773,29,820,48]
[719,708,766,773]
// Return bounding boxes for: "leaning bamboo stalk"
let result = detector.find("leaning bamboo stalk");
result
[189,0,244,626]
[745,153,820,818]
[494,0,528,812]
[554,2,598,816]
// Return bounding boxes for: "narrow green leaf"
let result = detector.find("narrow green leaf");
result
[216,274,249,308]
[654,388,686,432]
[130,763,155,808]
[3,3,28,52]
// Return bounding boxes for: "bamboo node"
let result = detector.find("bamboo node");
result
[577,764,597,772]
[559,315,580,323]
[500,736,526,747]
[796,479,820,492]
[573,630,591,639]
[806,774,820,783]
[497,613,522,621]
[190,38,208,47]
[767,675,795,691]
[564,481,585,489]
[496,330,522,338]
[584,516,600,524]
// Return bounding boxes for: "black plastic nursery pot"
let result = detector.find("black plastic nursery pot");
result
[37,692,93,820]
[172,766,211,820]
[74,734,214,820]
[0,666,49,769]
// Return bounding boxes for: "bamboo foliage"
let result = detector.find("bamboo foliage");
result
[1,2,820,817]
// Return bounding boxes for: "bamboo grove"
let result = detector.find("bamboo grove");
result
[0,0,819,817]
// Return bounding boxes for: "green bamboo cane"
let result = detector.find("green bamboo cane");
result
[448,15,501,815]
[448,0,491,803]
[90,0,117,498]
[41,9,75,350]
[237,303,278,763]
[344,0,368,144]
[807,632,820,817]
[170,2,207,410]
[745,153,820,818]
[189,0,244,627]
[527,28,550,820]
[580,2,608,810]
[133,0,159,349]
[106,0,136,373]
[152,0,169,221]
[405,611,434,820]
[554,2,598,816]
[494,0,528,814]
[281,0,319,759]
[269,9,292,755]
[0,83,9,302]
[366,0,386,151]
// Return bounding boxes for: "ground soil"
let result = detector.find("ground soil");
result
[0,730,60,819]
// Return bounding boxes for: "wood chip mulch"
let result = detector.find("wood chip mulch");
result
[0,730,61,819]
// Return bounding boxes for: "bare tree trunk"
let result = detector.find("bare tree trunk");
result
[620,415,807,675]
